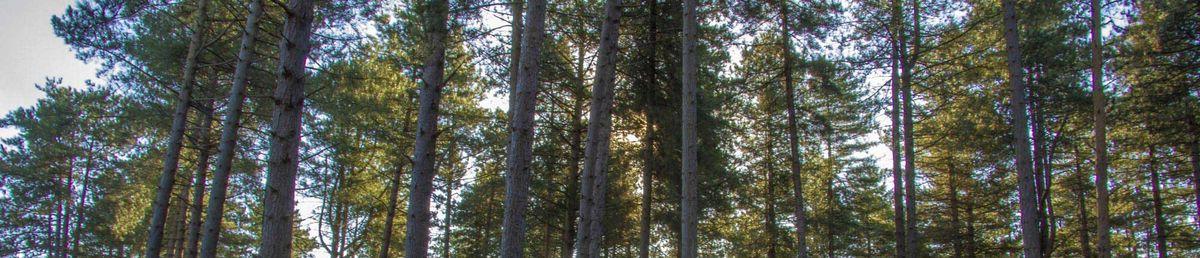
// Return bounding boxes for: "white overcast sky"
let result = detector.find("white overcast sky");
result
[0,0,99,136]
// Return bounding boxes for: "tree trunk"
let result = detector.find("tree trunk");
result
[888,2,905,253]
[183,97,217,258]
[258,0,317,256]
[508,0,523,119]
[197,1,263,256]
[1088,0,1112,257]
[379,163,405,258]
[949,162,962,258]
[779,2,808,257]
[1002,1,1042,257]
[902,1,920,257]
[679,0,699,255]
[500,0,547,255]
[146,0,211,256]
[1030,91,1049,257]
[633,1,662,255]
[766,138,778,258]
[1148,146,1167,257]
[1074,150,1093,258]
[1192,140,1200,231]
[637,1,658,256]
[573,0,623,257]
[402,0,450,256]
[563,88,582,258]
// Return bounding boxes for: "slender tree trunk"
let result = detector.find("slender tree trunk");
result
[402,0,450,256]
[182,98,216,258]
[1030,92,1050,257]
[637,1,658,256]
[766,137,778,258]
[1148,146,1167,257]
[779,2,808,257]
[902,1,920,257]
[1002,1,1042,256]
[949,162,962,258]
[197,1,263,256]
[441,162,457,257]
[573,1,623,256]
[379,163,405,258]
[639,123,654,258]
[573,41,594,258]
[71,152,95,256]
[1074,150,1093,258]
[500,0,547,255]
[638,2,657,254]
[888,6,905,254]
[258,0,317,256]
[508,0,523,118]
[146,0,210,256]
[1088,0,1112,257]
[563,92,582,258]
[1192,140,1200,231]
[679,0,699,255]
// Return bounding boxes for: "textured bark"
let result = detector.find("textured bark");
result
[888,6,905,255]
[1074,151,1093,258]
[198,1,263,256]
[402,0,450,256]
[637,2,658,256]
[258,0,317,256]
[1148,147,1167,257]
[1002,1,1042,257]
[949,163,962,258]
[679,0,699,255]
[1192,140,1200,231]
[902,2,916,255]
[573,0,623,257]
[379,163,404,258]
[1088,0,1112,256]
[902,1,920,256]
[182,98,217,258]
[765,138,778,258]
[563,86,582,258]
[779,2,808,257]
[146,0,210,256]
[508,0,523,118]
[500,0,547,255]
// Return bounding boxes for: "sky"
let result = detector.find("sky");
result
[0,0,98,136]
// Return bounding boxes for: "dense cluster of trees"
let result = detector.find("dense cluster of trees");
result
[0,0,1196,257]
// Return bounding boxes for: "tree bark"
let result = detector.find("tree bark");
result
[766,136,777,258]
[500,0,547,255]
[1002,1,1042,257]
[949,162,962,258]
[146,0,210,256]
[508,0,523,119]
[182,97,217,258]
[1074,150,1093,258]
[1148,146,1167,257]
[637,2,658,256]
[1088,0,1112,256]
[379,163,405,258]
[779,2,808,257]
[902,1,920,257]
[679,0,699,255]
[402,0,450,256]
[1192,140,1200,231]
[888,2,905,253]
[197,1,263,256]
[572,0,623,257]
[258,0,317,256]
